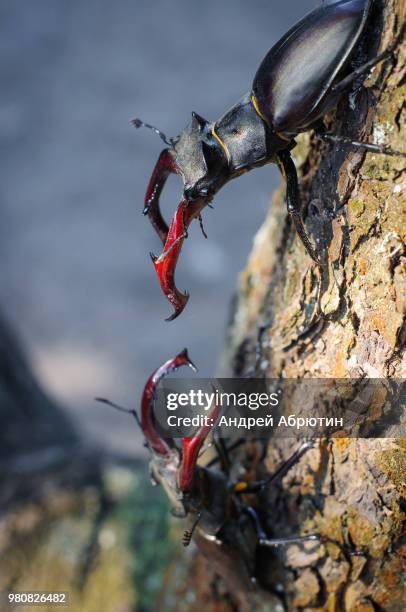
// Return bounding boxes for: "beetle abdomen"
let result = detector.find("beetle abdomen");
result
[252,0,372,133]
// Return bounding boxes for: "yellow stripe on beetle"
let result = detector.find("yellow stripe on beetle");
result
[211,128,231,164]
[251,94,269,124]
[251,94,291,143]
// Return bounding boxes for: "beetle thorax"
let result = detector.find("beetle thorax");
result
[214,93,270,172]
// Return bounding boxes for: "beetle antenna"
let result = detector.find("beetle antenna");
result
[95,397,143,431]
[130,117,173,146]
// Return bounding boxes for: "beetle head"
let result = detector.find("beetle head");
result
[172,112,229,202]
[134,111,231,320]
[140,350,221,519]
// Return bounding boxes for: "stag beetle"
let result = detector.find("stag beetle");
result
[98,350,318,587]
[133,0,404,320]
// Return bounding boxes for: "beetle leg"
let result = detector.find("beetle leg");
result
[259,534,320,547]
[244,505,319,548]
[213,437,231,474]
[206,438,246,468]
[234,440,315,494]
[143,149,180,245]
[153,199,207,321]
[198,213,208,239]
[331,40,399,97]
[316,133,406,159]
[243,506,267,541]
[277,150,322,267]
[141,348,197,456]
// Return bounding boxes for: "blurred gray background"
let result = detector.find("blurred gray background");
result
[0,0,315,456]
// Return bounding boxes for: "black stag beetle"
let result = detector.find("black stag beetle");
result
[98,350,318,588]
[133,0,405,320]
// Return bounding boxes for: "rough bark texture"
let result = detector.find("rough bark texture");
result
[188,1,406,610]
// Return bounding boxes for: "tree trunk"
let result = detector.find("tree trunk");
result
[190,1,406,610]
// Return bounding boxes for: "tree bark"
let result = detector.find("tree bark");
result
[191,1,406,610]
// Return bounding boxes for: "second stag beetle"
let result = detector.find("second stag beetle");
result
[98,350,318,588]
[133,0,405,320]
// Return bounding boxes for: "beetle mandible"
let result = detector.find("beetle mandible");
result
[133,0,404,320]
